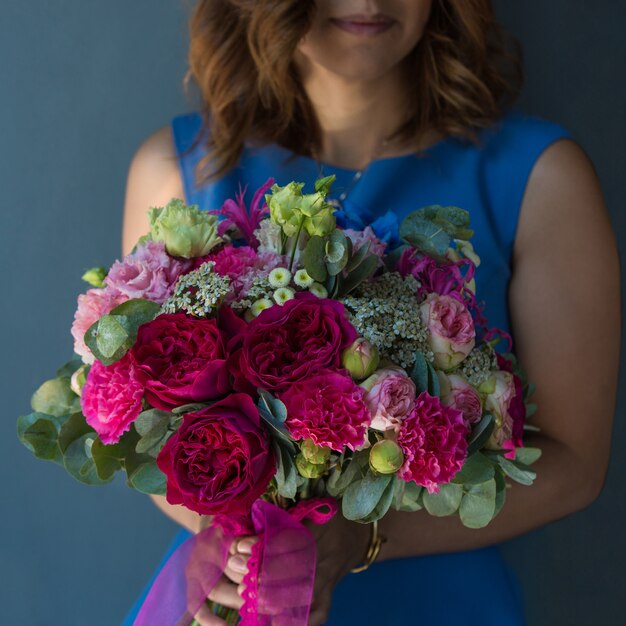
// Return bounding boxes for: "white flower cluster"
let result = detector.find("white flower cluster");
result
[340,272,432,369]
[159,261,231,318]
[459,345,499,386]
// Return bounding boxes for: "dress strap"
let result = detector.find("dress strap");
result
[171,111,206,205]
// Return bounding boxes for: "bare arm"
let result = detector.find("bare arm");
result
[378,139,621,560]
[122,124,205,534]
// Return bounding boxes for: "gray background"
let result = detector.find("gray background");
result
[1,2,624,624]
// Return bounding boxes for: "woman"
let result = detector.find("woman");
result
[120,1,620,624]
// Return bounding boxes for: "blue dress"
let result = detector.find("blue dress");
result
[122,109,572,625]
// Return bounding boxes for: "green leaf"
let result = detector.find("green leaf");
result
[303,235,328,282]
[64,432,113,485]
[467,413,495,456]
[91,438,123,480]
[426,360,440,397]
[342,470,392,521]
[314,174,336,196]
[415,205,474,240]
[338,254,379,296]
[345,240,371,273]
[257,389,294,449]
[31,377,80,417]
[459,478,497,529]
[171,403,210,415]
[513,446,542,466]
[409,352,429,394]
[18,415,64,462]
[383,243,410,271]
[360,476,396,523]
[399,214,451,259]
[453,452,495,485]
[124,449,166,495]
[423,482,463,516]
[58,412,94,454]
[55,355,84,378]
[392,479,423,512]
[273,441,298,500]
[525,403,538,418]
[134,409,172,454]
[497,457,536,486]
[493,470,507,518]
[326,452,369,497]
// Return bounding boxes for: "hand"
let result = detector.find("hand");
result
[192,516,258,626]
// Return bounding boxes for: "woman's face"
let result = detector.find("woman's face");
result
[295,0,433,81]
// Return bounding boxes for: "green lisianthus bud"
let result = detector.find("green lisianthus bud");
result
[304,205,336,237]
[369,440,404,474]
[148,199,222,258]
[295,453,327,479]
[301,438,331,465]
[341,338,380,380]
[267,181,305,233]
[81,267,107,288]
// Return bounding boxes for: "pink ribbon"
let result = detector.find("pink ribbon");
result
[133,498,337,626]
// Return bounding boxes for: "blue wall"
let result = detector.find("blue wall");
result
[2,2,624,624]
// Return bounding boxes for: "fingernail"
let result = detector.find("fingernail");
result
[237,537,257,554]
[229,554,248,573]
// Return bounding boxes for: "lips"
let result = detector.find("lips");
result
[330,14,395,36]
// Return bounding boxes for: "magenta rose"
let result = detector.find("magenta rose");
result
[80,352,144,444]
[420,293,475,370]
[360,365,416,432]
[132,312,232,410]
[71,287,129,364]
[104,240,192,304]
[280,369,371,451]
[397,391,469,494]
[156,393,275,517]
[439,372,483,426]
[229,291,358,395]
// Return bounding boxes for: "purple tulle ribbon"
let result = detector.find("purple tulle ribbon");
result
[133,498,337,626]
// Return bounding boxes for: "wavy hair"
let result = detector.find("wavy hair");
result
[184,0,523,184]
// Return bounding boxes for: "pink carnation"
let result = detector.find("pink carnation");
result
[104,240,192,304]
[280,370,371,451]
[80,352,145,444]
[397,391,469,494]
[343,226,387,266]
[71,287,129,364]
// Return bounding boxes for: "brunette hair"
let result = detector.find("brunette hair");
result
[184,0,523,184]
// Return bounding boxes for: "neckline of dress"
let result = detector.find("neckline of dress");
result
[250,133,457,175]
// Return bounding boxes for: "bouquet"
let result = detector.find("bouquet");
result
[18,174,541,625]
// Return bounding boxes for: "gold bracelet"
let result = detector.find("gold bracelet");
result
[350,520,386,574]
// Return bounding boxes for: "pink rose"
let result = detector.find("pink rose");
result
[360,366,416,432]
[229,291,358,395]
[80,352,144,444]
[156,393,275,517]
[71,287,129,364]
[280,370,371,451]
[397,391,469,494]
[484,368,523,458]
[104,240,192,304]
[496,353,526,458]
[132,312,232,410]
[439,372,483,426]
[420,293,475,370]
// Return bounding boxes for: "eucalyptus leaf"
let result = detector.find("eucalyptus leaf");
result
[273,441,298,500]
[409,352,429,394]
[31,377,79,417]
[453,452,495,486]
[345,240,371,273]
[416,205,473,240]
[134,409,172,454]
[497,457,536,486]
[171,403,210,415]
[493,470,507,518]
[303,235,328,282]
[392,479,423,512]
[525,403,538,418]
[467,413,495,456]
[383,243,410,271]
[339,254,379,296]
[513,446,542,466]
[58,412,94,454]
[423,482,463,516]
[19,416,63,462]
[399,214,451,259]
[360,476,396,523]
[55,356,84,378]
[91,438,123,480]
[326,452,368,497]
[64,432,113,485]
[342,470,392,521]
[426,360,440,397]
[459,478,497,529]
[125,449,166,495]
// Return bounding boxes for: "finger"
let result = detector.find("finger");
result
[234,535,259,555]
[193,600,226,626]
[207,576,244,610]
[224,554,249,585]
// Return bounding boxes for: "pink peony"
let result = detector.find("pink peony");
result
[360,366,416,432]
[397,391,469,494]
[156,393,275,517]
[132,312,232,410]
[80,352,144,444]
[229,291,358,395]
[439,372,483,426]
[343,226,387,267]
[280,370,371,451]
[104,240,192,304]
[71,287,129,364]
[495,353,526,459]
[420,293,475,370]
